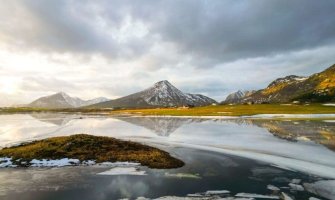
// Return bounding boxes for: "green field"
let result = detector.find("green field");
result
[1,104,335,117]
[110,104,335,117]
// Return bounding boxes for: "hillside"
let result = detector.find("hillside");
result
[239,64,335,103]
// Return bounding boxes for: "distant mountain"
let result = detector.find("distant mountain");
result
[240,64,335,103]
[28,92,110,108]
[90,80,217,108]
[84,97,110,106]
[223,90,256,104]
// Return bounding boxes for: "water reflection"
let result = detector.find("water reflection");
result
[0,114,335,179]
[250,120,335,150]
[29,113,81,126]
[114,117,208,137]
[116,116,335,151]
[26,114,335,151]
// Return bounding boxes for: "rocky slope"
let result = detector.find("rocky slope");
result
[28,92,110,108]
[223,90,256,104]
[239,64,335,103]
[90,80,217,108]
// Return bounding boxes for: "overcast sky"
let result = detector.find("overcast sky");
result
[0,0,335,106]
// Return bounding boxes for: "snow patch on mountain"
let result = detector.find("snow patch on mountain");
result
[267,75,307,88]
[141,80,216,107]
[223,90,256,104]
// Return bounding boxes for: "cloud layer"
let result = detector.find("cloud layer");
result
[0,0,334,105]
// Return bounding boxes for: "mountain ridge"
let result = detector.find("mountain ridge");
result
[28,92,110,108]
[225,64,335,104]
[223,90,256,104]
[89,80,217,108]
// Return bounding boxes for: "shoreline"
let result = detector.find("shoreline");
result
[112,113,335,120]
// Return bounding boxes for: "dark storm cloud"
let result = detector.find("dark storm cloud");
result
[2,0,335,65]
[141,0,335,65]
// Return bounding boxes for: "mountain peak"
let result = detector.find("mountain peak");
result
[223,90,256,104]
[153,80,173,87]
[268,75,307,88]
[54,91,69,98]
[28,92,109,108]
[91,80,217,108]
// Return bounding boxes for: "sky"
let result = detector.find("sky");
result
[0,0,335,106]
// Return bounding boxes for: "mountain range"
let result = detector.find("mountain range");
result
[89,80,217,108]
[25,64,335,108]
[27,81,216,109]
[223,64,335,104]
[28,92,110,108]
[224,90,256,104]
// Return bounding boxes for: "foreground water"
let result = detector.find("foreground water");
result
[0,114,335,200]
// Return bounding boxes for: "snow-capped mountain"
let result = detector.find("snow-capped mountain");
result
[28,92,110,108]
[84,97,110,106]
[91,80,217,108]
[223,90,256,104]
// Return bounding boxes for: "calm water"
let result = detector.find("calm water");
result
[0,114,335,200]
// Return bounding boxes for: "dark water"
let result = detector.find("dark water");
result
[0,114,334,199]
[0,148,326,200]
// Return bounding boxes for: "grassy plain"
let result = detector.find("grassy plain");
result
[1,104,335,117]
[110,104,335,117]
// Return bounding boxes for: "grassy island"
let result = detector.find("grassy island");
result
[0,134,184,169]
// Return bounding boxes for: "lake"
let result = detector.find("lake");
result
[0,113,334,200]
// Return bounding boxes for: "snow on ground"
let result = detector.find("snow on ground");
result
[0,158,140,168]
[97,161,140,167]
[267,185,280,191]
[205,190,230,195]
[304,180,335,200]
[288,183,304,191]
[133,139,335,179]
[281,192,294,200]
[164,172,201,179]
[235,193,279,199]
[133,189,255,199]
[82,160,96,165]
[97,167,146,176]
[0,157,16,167]
[30,158,80,167]
[148,197,253,200]
[323,104,335,106]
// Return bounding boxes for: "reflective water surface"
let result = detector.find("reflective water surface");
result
[0,114,335,199]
